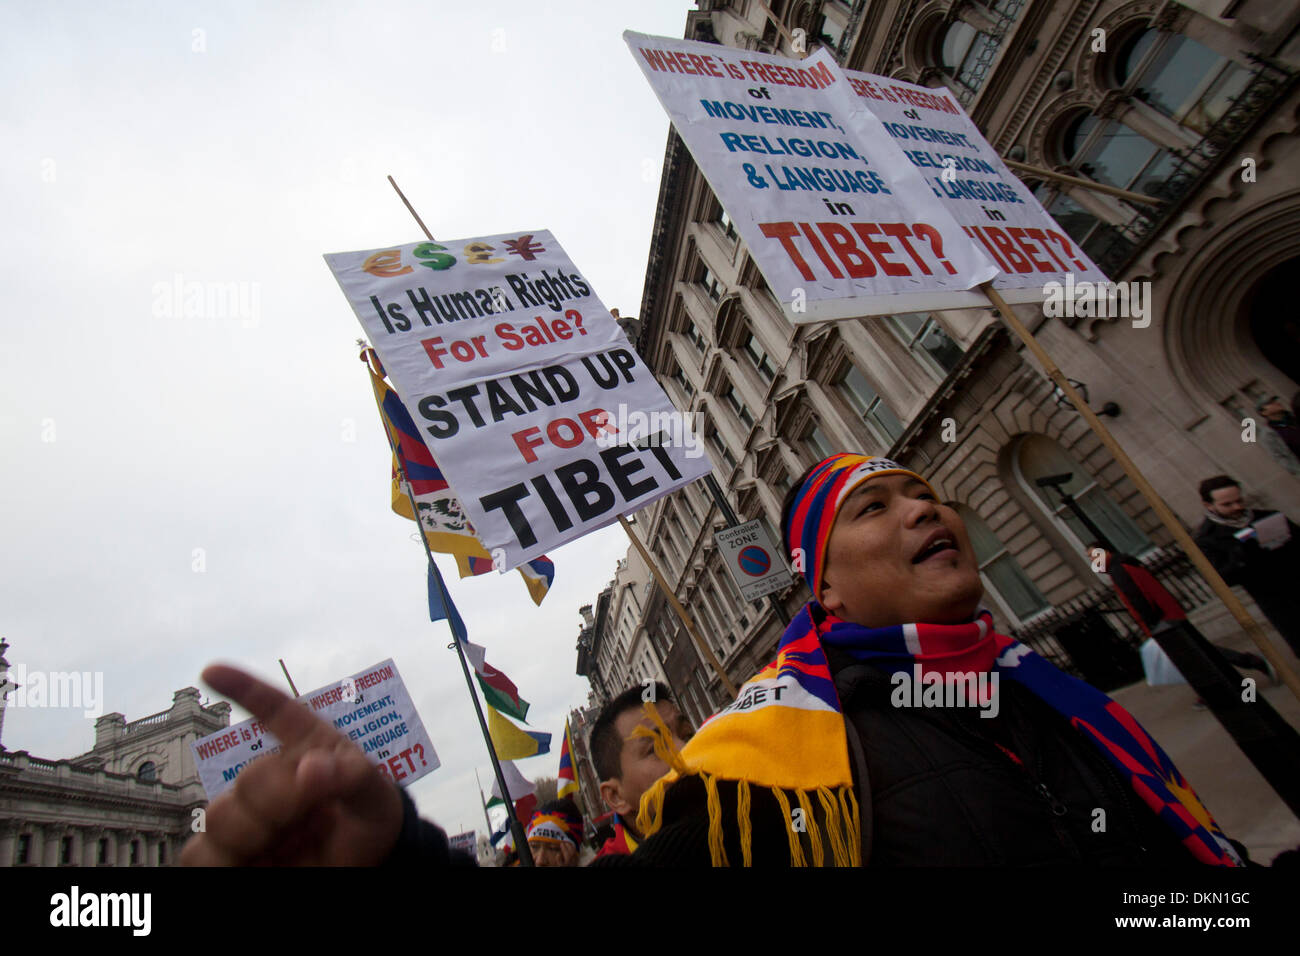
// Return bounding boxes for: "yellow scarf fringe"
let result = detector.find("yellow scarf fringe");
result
[632,702,861,866]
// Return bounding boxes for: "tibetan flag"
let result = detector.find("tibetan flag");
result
[427,562,467,646]
[477,662,529,722]
[364,348,555,604]
[557,719,579,799]
[487,703,551,760]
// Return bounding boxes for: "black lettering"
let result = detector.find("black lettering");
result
[446,385,486,428]
[638,436,682,480]
[480,484,536,547]
[530,474,573,532]
[506,273,538,308]
[610,348,637,383]
[582,352,619,389]
[542,366,579,402]
[556,459,615,521]
[486,379,526,421]
[406,287,440,326]
[509,371,555,412]
[417,395,459,439]
[599,445,658,500]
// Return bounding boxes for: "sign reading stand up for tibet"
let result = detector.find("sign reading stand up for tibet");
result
[626,31,998,323]
[326,231,711,570]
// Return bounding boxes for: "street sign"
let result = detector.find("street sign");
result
[715,519,793,603]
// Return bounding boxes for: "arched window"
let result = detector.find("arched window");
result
[136,761,157,782]
[954,506,1050,622]
[1013,435,1152,556]
[1113,29,1252,137]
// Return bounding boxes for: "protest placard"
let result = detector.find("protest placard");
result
[818,50,1109,301]
[626,31,999,323]
[325,231,712,570]
[192,659,438,800]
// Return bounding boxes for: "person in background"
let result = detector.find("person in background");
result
[1084,541,1275,688]
[525,799,584,867]
[1195,475,1300,657]
[1258,396,1300,473]
[588,682,693,859]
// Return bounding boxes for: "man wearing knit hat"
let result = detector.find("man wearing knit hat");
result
[597,453,1246,867]
[525,799,584,867]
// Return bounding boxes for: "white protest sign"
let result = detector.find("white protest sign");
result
[625,31,998,323]
[192,659,438,800]
[821,51,1110,301]
[715,519,793,602]
[325,231,712,570]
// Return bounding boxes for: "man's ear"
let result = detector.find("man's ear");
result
[819,572,844,615]
[599,778,634,817]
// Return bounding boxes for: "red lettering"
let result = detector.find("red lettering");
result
[818,222,877,278]
[1006,228,1053,272]
[388,755,408,781]
[512,426,546,464]
[852,223,911,276]
[546,418,584,449]
[760,221,816,280]
[984,226,1034,273]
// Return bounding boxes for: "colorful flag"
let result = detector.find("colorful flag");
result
[426,562,468,646]
[364,348,555,604]
[477,663,529,722]
[557,719,579,799]
[488,760,536,805]
[487,703,551,760]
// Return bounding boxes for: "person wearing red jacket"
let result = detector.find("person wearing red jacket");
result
[1085,542,1275,683]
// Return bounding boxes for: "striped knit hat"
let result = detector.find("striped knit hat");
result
[783,453,937,600]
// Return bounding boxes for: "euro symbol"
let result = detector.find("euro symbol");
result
[362,249,413,277]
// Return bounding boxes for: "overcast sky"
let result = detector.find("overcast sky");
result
[0,0,696,842]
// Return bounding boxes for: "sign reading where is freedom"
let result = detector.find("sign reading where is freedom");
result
[192,659,438,800]
[627,31,998,323]
[823,51,1109,301]
[325,231,712,569]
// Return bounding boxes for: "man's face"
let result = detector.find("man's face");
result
[1207,486,1247,520]
[819,474,983,628]
[528,840,576,867]
[1086,545,1111,572]
[1261,400,1287,422]
[599,701,692,821]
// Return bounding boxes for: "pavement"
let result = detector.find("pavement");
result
[1109,622,1300,865]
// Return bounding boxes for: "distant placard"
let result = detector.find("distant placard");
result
[192,659,438,800]
[715,519,793,602]
[449,831,477,856]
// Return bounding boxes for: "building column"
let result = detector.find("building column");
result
[102,829,118,866]
[67,827,83,867]
[43,825,62,867]
[82,827,104,867]
[117,830,134,867]
[0,821,16,867]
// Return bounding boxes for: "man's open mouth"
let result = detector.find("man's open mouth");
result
[912,530,958,563]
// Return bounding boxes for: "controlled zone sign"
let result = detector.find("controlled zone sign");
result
[715,519,793,602]
[192,659,438,800]
[325,230,712,570]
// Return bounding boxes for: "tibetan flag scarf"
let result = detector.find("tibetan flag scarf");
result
[636,453,1240,866]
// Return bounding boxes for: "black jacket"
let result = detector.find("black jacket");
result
[592,654,1202,867]
[1195,510,1300,646]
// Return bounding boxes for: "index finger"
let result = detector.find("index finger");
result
[201,664,335,753]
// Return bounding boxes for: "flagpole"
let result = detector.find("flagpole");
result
[475,768,495,837]
[980,282,1300,704]
[278,658,300,697]
[362,345,535,866]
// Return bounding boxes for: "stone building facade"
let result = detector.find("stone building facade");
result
[579,0,1300,726]
[0,681,230,867]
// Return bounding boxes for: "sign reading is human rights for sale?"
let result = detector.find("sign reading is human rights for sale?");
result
[626,31,999,323]
[325,231,712,570]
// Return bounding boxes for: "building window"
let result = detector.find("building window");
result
[671,363,695,402]
[741,331,776,383]
[701,267,724,302]
[685,321,708,354]
[721,383,754,429]
[17,834,30,864]
[838,366,905,443]
[137,761,157,782]
[158,842,166,866]
[1114,29,1252,137]
[708,425,737,471]
[98,838,108,864]
[61,836,72,864]
[1014,434,1153,556]
[130,840,139,865]
[806,424,834,462]
[888,313,963,374]
[957,506,1051,621]
[716,206,738,241]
